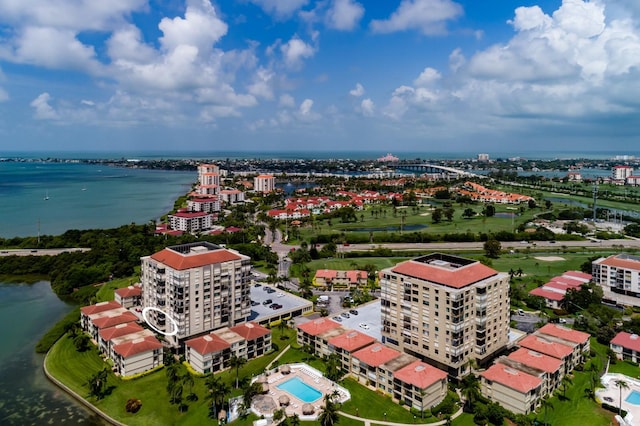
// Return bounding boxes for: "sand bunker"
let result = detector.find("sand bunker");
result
[534,256,565,262]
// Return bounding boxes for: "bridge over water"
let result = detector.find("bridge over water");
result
[391,163,487,180]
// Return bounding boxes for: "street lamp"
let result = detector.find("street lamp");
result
[384,412,387,422]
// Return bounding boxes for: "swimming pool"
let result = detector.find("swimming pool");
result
[626,390,640,405]
[276,377,322,403]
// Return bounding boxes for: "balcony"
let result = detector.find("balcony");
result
[476,316,487,327]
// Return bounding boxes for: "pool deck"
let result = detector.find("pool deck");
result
[250,363,350,421]
[596,373,640,425]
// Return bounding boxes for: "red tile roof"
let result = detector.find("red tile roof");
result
[518,335,573,359]
[536,323,590,345]
[561,271,592,281]
[230,322,270,341]
[550,276,584,288]
[481,363,542,393]
[112,335,163,358]
[115,285,141,298]
[507,348,563,373]
[80,300,122,316]
[297,318,342,336]
[599,255,640,270]
[171,211,210,218]
[186,332,231,355]
[352,343,400,366]
[329,331,377,353]
[391,260,497,289]
[393,361,447,389]
[529,287,565,301]
[99,323,144,341]
[91,311,139,329]
[611,331,640,353]
[150,247,242,270]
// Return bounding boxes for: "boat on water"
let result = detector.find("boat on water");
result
[44,191,49,200]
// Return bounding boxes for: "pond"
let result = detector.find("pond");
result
[494,212,517,218]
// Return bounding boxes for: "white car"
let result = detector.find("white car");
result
[359,322,370,330]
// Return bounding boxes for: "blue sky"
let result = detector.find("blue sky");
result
[1,0,639,154]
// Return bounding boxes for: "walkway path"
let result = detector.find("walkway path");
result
[338,405,463,426]
[266,344,291,370]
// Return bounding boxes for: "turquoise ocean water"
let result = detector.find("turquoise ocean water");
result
[0,162,196,238]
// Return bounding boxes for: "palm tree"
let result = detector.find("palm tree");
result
[616,379,629,416]
[539,397,553,426]
[206,374,223,418]
[290,413,300,426]
[182,373,197,401]
[228,355,247,388]
[460,374,481,412]
[318,394,340,426]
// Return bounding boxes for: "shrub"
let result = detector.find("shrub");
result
[125,398,142,413]
[601,402,626,417]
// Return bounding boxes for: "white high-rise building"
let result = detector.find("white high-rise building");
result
[612,165,633,181]
[593,253,640,307]
[254,174,275,193]
[379,253,510,378]
[198,163,220,195]
[141,242,251,347]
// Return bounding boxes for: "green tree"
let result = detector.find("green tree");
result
[86,368,109,400]
[228,355,247,388]
[539,397,553,426]
[462,208,475,219]
[483,239,502,258]
[616,379,629,416]
[432,208,443,224]
[318,394,340,426]
[484,204,496,217]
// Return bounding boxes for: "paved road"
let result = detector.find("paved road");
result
[0,248,90,256]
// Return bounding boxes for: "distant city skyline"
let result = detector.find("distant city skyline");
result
[0,0,639,153]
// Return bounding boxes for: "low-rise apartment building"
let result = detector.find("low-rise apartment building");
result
[296,318,343,355]
[185,322,272,374]
[610,331,640,363]
[187,197,221,214]
[480,363,542,415]
[114,284,142,309]
[351,343,402,390]
[592,254,640,307]
[314,269,368,289]
[392,360,448,411]
[112,335,164,377]
[168,211,214,233]
[328,330,376,372]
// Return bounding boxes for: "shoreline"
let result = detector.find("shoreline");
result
[43,339,125,426]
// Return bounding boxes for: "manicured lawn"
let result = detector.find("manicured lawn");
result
[537,339,614,426]
[95,276,138,302]
[340,378,437,424]
[608,360,640,379]
[274,345,327,373]
[451,413,476,426]
[46,326,295,425]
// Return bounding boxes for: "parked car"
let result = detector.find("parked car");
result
[254,283,262,287]
[349,309,359,315]
[333,316,342,322]
[263,299,273,305]
[341,312,350,318]
[359,322,369,330]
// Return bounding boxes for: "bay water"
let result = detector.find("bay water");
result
[0,162,196,423]
[0,161,196,238]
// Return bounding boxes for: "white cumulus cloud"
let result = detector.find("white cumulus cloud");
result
[281,36,316,70]
[248,0,308,18]
[326,0,364,31]
[370,0,463,35]
[360,98,375,116]
[414,67,441,87]
[30,93,59,120]
[349,83,365,97]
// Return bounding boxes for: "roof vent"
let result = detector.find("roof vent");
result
[132,338,145,344]
[347,332,358,338]
[204,335,213,341]
[246,323,254,328]
[504,367,519,375]
[631,334,639,340]
[415,365,425,372]
[528,350,542,357]
[371,345,382,352]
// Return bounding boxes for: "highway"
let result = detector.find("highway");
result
[0,248,90,257]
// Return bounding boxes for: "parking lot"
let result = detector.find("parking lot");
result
[329,299,382,341]
[249,283,313,325]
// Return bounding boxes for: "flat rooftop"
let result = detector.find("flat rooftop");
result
[249,284,312,323]
[330,299,382,342]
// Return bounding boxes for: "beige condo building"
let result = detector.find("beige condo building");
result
[141,242,252,347]
[379,253,510,378]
